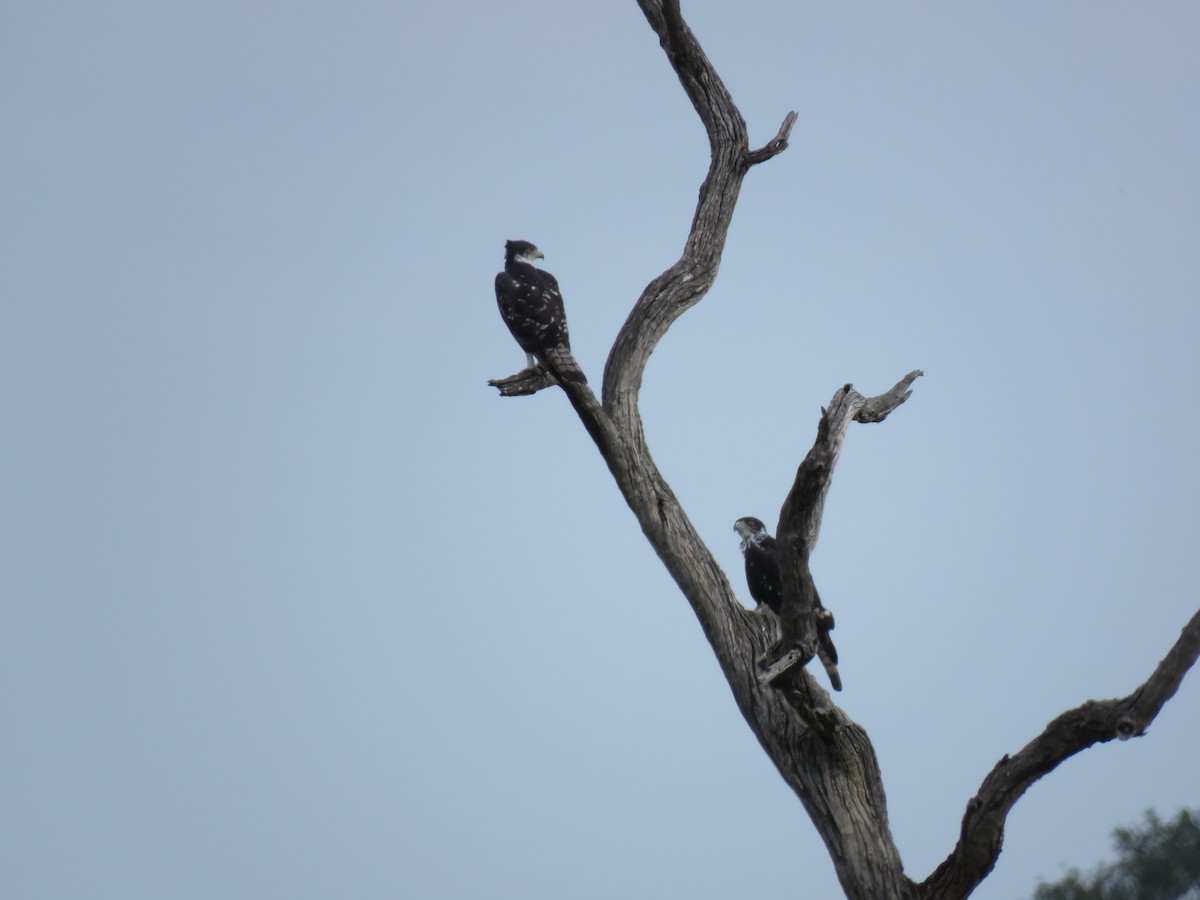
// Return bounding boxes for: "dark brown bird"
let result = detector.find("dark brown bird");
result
[734,516,842,691]
[495,240,586,384]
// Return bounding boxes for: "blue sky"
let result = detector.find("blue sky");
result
[2,1,1198,898]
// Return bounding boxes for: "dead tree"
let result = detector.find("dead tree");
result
[489,2,1200,897]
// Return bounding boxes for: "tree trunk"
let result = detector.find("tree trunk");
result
[490,2,1200,897]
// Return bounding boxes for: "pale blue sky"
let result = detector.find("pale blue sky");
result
[2,2,1198,898]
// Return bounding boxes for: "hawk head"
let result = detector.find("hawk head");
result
[733,516,770,548]
[505,239,544,264]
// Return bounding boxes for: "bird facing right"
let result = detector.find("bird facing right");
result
[494,239,587,385]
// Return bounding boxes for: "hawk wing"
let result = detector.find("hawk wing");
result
[751,535,843,691]
[744,536,783,614]
[495,269,568,354]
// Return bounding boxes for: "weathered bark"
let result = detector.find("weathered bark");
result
[488,2,1200,898]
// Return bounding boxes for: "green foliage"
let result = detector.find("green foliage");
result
[1033,808,1200,900]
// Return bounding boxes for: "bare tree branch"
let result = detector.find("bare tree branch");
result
[487,367,557,397]
[603,0,783,425]
[919,608,1200,899]
[769,372,923,683]
[781,371,924,560]
[747,110,799,165]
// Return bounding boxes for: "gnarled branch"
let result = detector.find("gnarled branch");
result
[747,110,799,165]
[919,608,1200,899]
[769,372,924,683]
[603,0,783,427]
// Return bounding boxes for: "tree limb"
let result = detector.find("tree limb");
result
[770,372,923,683]
[604,0,783,427]
[747,110,799,165]
[487,366,558,397]
[919,608,1200,899]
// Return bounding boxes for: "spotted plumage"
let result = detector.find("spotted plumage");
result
[734,516,842,691]
[495,239,586,384]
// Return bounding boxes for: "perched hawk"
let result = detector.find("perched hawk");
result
[495,239,587,384]
[734,516,842,691]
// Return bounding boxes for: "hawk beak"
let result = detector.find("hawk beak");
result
[535,250,545,260]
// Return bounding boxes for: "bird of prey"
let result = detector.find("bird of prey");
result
[495,239,587,384]
[734,516,842,691]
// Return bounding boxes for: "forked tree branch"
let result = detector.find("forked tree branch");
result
[603,0,784,428]
[748,109,799,165]
[489,3,1199,898]
[766,372,923,684]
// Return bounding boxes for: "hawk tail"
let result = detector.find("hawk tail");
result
[541,345,587,384]
[817,627,842,691]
